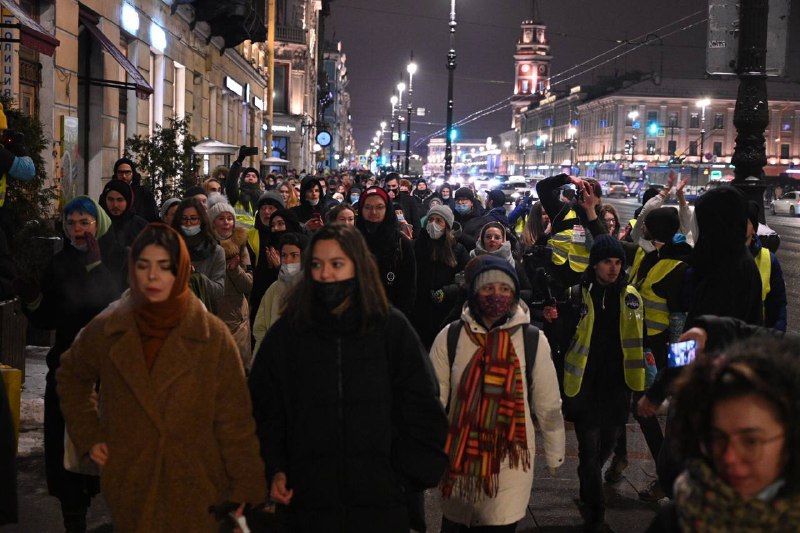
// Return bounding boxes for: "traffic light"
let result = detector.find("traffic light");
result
[624,140,632,155]
[449,128,458,141]
[648,122,659,136]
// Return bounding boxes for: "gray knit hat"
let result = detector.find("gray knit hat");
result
[473,269,517,295]
[159,198,181,221]
[427,204,455,228]
[257,190,285,210]
[208,202,236,222]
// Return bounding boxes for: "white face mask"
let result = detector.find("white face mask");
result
[308,198,320,206]
[280,263,301,277]
[70,240,88,251]
[181,225,202,237]
[426,221,444,240]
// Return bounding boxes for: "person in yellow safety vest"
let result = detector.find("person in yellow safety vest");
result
[545,234,645,532]
[607,207,693,502]
[246,191,286,324]
[535,174,609,291]
[746,200,787,332]
[224,145,263,227]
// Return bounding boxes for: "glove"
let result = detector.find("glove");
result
[430,289,444,304]
[12,277,40,304]
[236,145,249,163]
[84,233,102,266]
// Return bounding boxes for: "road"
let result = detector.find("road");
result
[605,197,799,334]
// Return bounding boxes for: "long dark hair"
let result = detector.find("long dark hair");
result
[282,224,389,332]
[170,197,216,244]
[670,337,800,493]
[522,201,548,247]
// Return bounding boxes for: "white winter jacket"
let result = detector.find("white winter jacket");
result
[429,300,566,527]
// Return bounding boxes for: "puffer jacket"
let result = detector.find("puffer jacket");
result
[217,227,254,370]
[429,301,565,527]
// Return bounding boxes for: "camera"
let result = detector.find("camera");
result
[239,146,259,158]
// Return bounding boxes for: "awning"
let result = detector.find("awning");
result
[193,139,240,155]
[79,13,152,100]
[0,0,59,56]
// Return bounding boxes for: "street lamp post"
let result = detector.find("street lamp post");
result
[696,98,710,164]
[504,140,511,173]
[520,137,529,177]
[404,54,417,175]
[568,126,577,165]
[389,95,398,170]
[396,81,406,167]
[628,110,639,167]
[443,0,457,178]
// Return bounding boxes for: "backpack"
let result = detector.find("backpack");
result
[445,319,540,395]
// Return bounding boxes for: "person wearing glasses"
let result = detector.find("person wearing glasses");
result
[111,157,158,222]
[99,180,149,290]
[170,197,225,312]
[16,196,121,532]
[355,186,416,318]
[647,336,800,532]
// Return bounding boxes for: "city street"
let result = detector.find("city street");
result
[605,196,800,334]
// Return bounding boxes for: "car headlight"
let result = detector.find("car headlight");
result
[511,192,520,200]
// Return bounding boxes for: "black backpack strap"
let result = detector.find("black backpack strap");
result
[446,319,463,367]
[523,324,540,391]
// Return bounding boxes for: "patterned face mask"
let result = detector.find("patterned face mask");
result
[476,293,514,317]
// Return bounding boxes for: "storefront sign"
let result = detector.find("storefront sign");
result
[224,76,243,97]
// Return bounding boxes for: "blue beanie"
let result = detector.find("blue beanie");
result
[589,234,625,267]
[465,255,520,296]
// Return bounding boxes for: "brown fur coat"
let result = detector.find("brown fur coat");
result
[217,226,254,369]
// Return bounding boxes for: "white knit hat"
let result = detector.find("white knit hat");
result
[208,202,236,222]
[473,269,516,295]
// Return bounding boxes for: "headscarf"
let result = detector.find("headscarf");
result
[128,223,192,372]
[62,195,111,240]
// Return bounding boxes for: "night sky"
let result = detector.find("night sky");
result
[328,0,800,154]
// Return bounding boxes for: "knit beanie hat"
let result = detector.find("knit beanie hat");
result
[100,180,133,213]
[208,202,236,222]
[185,186,206,198]
[159,198,181,220]
[466,255,520,296]
[644,207,680,243]
[454,187,475,203]
[242,167,260,181]
[427,204,454,228]
[589,234,625,267]
[206,192,226,210]
[257,190,285,210]
[359,186,390,212]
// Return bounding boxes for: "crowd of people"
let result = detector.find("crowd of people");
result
[1,144,799,533]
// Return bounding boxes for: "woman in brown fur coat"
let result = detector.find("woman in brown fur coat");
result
[57,224,265,532]
[210,202,254,370]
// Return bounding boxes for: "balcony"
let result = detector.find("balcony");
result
[276,25,305,44]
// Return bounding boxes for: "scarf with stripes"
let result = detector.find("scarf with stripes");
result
[441,323,530,502]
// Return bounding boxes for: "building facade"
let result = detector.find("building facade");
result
[0,0,346,205]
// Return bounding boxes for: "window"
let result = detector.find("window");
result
[273,64,288,114]
[646,140,656,155]
[667,140,677,156]
[690,112,700,129]
[544,118,553,126]
[647,111,658,125]
[668,112,678,127]
[713,142,723,157]
[781,143,790,159]
[689,141,698,156]
[173,62,186,120]
[714,113,724,130]
[782,121,792,132]
[599,119,608,128]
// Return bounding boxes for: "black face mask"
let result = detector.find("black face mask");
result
[313,278,357,311]
[364,220,382,234]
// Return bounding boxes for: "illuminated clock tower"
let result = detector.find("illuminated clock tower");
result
[511,2,551,128]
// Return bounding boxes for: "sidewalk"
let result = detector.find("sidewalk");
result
[6,346,661,532]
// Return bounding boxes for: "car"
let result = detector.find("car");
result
[604,181,630,198]
[497,176,538,204]
[637,183,665,203]
[771,191,800,216]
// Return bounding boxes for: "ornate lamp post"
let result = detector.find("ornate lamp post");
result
[443,0,457,178]
[628,110,639,167]
[504,140,511,173]
[404,54,417,175]
[389,95,398,170]
[520,137,529,177]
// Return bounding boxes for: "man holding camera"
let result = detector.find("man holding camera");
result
[225,145,262,227]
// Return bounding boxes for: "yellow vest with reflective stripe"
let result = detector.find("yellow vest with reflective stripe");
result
[548,209,591,272]
[563,285,646,397]
[754,247,771,303]
[636,259,683,337]
[247,228,261,265]
[628,246,647,283]
[0,175,6,208]
[234,201,256,229]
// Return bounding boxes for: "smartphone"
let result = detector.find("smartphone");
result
[667,339,697,368]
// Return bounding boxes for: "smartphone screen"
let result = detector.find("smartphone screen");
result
[667,339,697,368]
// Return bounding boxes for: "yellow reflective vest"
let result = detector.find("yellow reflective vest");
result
[628,246,647,283]
[636,259,684,337]
[0,175,6,208]
[247,228,262,265]
[754,247,771,303]
[234,201,255,229]
[563,284,646,398]
[547,209,591,273]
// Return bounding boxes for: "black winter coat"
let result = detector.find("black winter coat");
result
[411,232,469,348]
[102,212,148,290]
[23,243,121,498]
[249,306,448,533]
[0,377,16,525]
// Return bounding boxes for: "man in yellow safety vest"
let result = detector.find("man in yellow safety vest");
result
[548,234,645,532]
[746,200,786,332]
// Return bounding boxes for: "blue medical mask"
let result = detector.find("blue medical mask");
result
[454,203,471,215]
[350,195,360,204]
[181,225,201,237]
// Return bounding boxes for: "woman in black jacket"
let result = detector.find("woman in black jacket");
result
[249,224,448,533]
[411,204,468,349]
[355,186,417,317]
[19,197,121,532]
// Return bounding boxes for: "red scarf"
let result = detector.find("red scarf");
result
[441,324,530,501]
[129,224,192,372]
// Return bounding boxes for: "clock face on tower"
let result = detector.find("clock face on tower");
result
[316,130,332,147]
[538,64,548,75]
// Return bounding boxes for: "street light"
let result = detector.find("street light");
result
[404,53,417,175]
[628,110,639,166]
[504,140,511,173]
[444,0,457,178]
[696,97,710,163]
[520,137,529,177]
[567,126,577,164]
[389,95,398,169]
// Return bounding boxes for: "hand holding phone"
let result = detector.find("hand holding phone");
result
[667,339,697,368]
